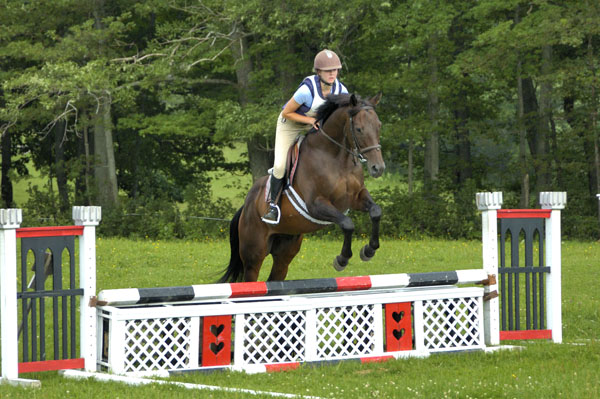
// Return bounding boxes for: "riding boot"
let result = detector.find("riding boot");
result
[261,175,284,224]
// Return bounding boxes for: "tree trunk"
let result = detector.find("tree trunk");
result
[93,100,119,208]
[424,38,439,187]
[408,138,414,195]
[517,55,530,208]
[75,115,92,205]
[131,131,142,200]
[1,130,14,208]
[54,120,69,213]
[91,0,118,209]
[536,44,553,195]
[454,99,472,186]
[230,23,271,181]
[588,34,600,236]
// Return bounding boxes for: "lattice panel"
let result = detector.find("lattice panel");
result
[422,297,482,351]
[123,317,193,372]
[241,311,306,364]
[315,305,377,359]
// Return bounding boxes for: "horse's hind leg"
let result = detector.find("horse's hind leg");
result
[268,234,303,281]
[239,227,270,282]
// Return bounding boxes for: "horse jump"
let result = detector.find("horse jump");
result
[0,191,567,385]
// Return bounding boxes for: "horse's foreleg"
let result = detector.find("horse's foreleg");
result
[308,199,354,271]
[357,190,382,262]
[334,215,355,271]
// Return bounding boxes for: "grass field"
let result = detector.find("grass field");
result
[2,148,599,397]
[1,238,599,398]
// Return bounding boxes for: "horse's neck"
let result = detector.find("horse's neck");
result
[319,111,348,149]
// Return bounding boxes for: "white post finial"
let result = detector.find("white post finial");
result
[73,206,102,226]
[476,192,502,346]
[539,192,567,210]
[539,192,566,343]
[73,206,101,372]
[476,192,503,210]
[0,208,22,228]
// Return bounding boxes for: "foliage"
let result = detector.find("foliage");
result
[1,0,600,238]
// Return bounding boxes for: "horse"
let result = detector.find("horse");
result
[219,93,385,283]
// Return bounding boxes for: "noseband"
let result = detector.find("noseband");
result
[318,106,381,164]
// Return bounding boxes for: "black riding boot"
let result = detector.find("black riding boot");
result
[261,175,284,224]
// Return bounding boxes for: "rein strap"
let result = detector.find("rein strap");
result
[318,108,381,163]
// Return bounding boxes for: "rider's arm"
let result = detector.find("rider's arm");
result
[281,99,318,129]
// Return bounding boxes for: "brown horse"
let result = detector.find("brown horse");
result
[219,93,385,283]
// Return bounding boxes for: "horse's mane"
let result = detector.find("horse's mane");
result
[315,93,370,125]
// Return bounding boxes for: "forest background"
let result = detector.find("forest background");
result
[1,0,599,240]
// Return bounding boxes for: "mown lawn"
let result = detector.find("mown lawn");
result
[1,238,598,398]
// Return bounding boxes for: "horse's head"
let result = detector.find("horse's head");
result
[347,93,385,178]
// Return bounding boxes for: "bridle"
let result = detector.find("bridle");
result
[318,106,381,164]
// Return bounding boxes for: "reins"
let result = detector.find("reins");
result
[317,106,381,164]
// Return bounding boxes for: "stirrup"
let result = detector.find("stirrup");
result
[261,204,281,225]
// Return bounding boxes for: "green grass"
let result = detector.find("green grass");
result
[11,166,46,207]
[2,238,598,398]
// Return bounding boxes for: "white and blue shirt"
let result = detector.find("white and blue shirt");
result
[285,75,348,117]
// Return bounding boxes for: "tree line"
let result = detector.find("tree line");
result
[0,0,599,239]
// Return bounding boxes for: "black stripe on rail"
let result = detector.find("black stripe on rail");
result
[265,278,338,296]
[407,271,459,287]
[137,286,196,304]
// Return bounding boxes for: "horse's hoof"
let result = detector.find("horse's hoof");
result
[360,245,376,261]
[333,256,348,272]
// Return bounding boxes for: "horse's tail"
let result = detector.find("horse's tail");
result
[218,206,244,283]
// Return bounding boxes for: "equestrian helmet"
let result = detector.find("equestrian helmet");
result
[314,49,342,71]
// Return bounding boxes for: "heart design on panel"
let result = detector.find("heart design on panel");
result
[392,328,405,340]
[210,342,224,354]
[392,311,404,323]
[210,324,225,337]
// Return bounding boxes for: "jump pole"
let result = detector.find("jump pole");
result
[96,269,490,306]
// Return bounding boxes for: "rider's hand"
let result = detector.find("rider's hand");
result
[310,118,320,130]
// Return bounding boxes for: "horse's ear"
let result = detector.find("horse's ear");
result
[369,92,382,106]
[350,93,358,106]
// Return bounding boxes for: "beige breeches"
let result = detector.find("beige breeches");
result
[272,112,311,179]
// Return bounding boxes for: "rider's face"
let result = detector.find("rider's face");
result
[318,69,338,85]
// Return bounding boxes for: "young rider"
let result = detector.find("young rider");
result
[262,49,349,224]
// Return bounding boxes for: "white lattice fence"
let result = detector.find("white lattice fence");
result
[97,286,485,375]
[237,311,307,364]
[315,304,381,359]
[418,297,483,352]
[123,317,195,372]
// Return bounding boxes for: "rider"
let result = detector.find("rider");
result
[261,49,349,224]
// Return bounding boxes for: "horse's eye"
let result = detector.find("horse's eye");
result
[356,127,362,133]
